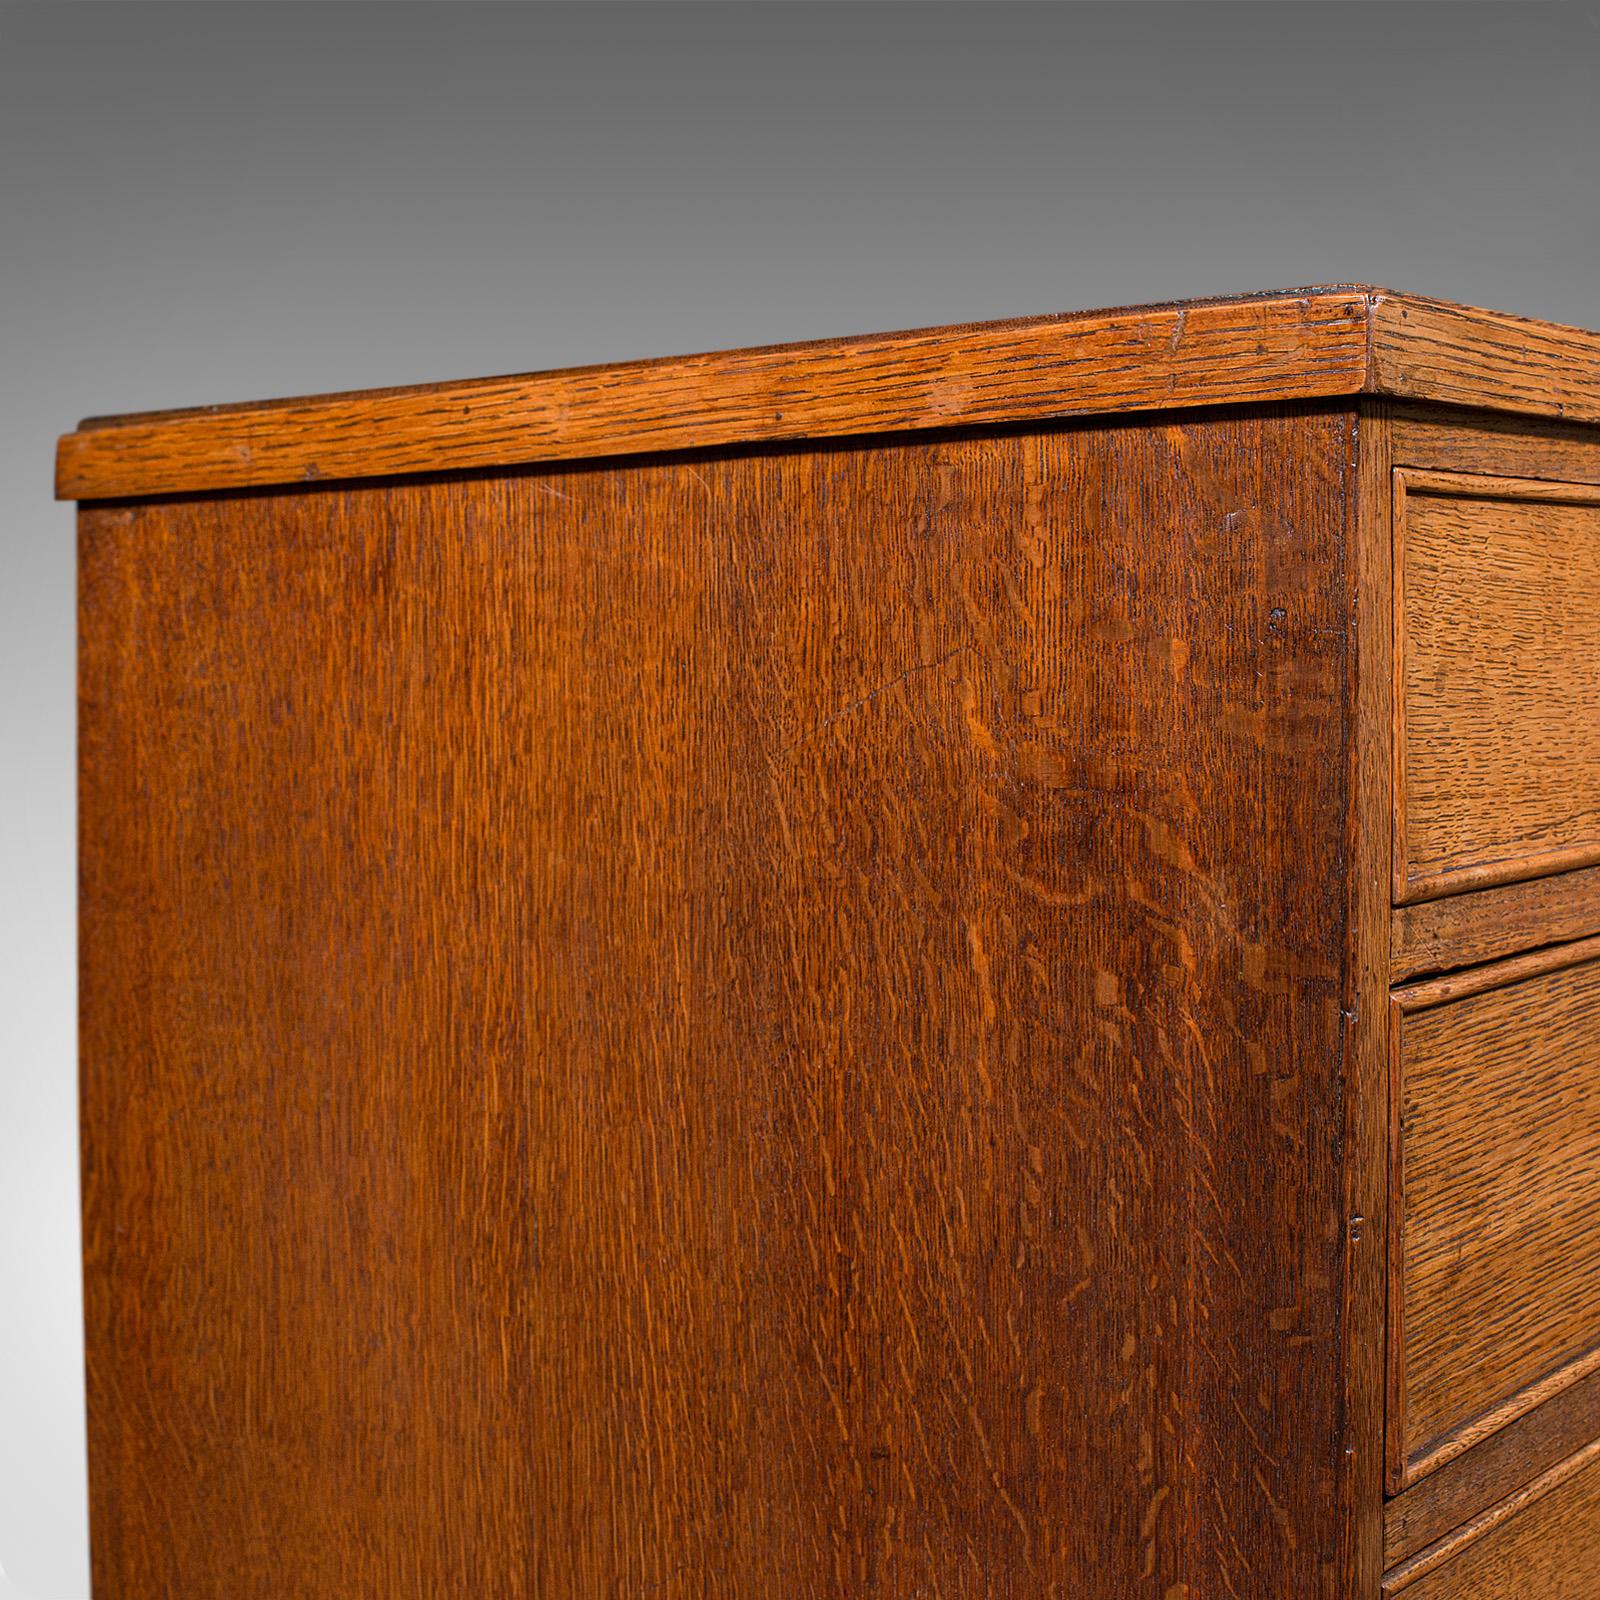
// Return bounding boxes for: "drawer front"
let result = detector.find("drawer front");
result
[1391,940,1600,1490]
[1384,1443,1600,1599]
[1395,469,1600,903]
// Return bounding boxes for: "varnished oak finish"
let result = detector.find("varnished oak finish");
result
[64,289,1600,1598]
[1391,403,1600,485]
[1369,296,1600,429]
[1346,395,1395,1600]
[1389,940,1600,1492]
[59,289,1372,499]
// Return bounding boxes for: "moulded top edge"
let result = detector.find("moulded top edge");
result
[54,287,1600,501]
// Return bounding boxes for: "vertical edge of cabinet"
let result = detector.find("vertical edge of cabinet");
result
[74,506,98,1598]
[1347,400,1397,1594]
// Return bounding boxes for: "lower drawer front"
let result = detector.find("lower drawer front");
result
[1386,1445,1600,1598]
[1394,943,1600,1488]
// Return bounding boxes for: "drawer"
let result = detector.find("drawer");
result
[1383,1440,1600,1598]
[1394,469,1600,903]
[1390,937,1600,1491]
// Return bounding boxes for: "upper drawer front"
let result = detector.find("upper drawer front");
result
[1395,470,1600,904]
[1392,940,1600,1491]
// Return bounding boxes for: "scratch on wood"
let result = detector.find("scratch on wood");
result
[767,645,968,762]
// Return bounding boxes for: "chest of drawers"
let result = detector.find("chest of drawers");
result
[59,288,1600,1598]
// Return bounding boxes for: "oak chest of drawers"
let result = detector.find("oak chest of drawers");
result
[59,288,1600,1598]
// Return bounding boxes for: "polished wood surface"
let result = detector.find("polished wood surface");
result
[1381,1441,1600,1598]
[1394,469,1600,902]
[1390,942,1600,1492]
[52,289,1600,501]
[78,406,1371,1597]
[1385,1365,1600,1566]
[1347,393,1397,1600]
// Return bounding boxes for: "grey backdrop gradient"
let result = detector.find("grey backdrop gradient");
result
[4,2,1600,1593]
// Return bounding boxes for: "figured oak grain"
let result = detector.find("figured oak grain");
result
[1394,470,1600,901]
[79,407,1368,1597]
[1391,948,1600,1491]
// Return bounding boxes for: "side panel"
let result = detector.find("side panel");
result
[79,407,1360,1597]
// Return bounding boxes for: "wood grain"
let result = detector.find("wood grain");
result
[55,289,1372,500]
[1391,404,1600,485]
[1394,932,1600,1013]
[1382,1440,1600,1598]
[1371,292,1600,429]
[1394,469,1600,902]
[1385,1364,1600,1567]
[79,407,1368,1596]
[1391,865,1600,981]
[1389,945,1600,1491]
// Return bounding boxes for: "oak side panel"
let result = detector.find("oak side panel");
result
[80,407,1362,1597]
[1395,472,1600,901]
[1392,951,1600,1489]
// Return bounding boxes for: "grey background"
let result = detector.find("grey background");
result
[4,1,1599,1592]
